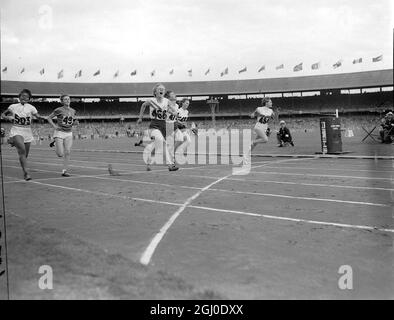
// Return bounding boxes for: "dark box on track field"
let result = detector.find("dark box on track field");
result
[319,117,343,154]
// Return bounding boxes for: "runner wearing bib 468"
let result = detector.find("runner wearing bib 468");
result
[136,84,179,172]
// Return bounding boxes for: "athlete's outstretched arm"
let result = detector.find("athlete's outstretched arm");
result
[32,111,47,122]
[1,108,13,122]
[137,101,151,125]
[250,108,258,118]
[46,112,58,129]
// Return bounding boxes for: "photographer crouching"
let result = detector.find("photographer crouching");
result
[277,120,294,147]
[379,111,394,144]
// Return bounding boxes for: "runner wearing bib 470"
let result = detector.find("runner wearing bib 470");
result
[47,94,79,177]
[1,89,47,180]
[164,90,180,164]
[173,98,192,163]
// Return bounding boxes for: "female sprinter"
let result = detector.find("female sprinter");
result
[136,84,179,171]
[173,98,192,162]
[1,89,46,180]
[244,97,275,162]
[164,90,179,163]
[47,94,78,177]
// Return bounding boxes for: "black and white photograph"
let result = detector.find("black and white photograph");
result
[0,0,393,304]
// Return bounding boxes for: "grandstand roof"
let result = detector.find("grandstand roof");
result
[1,69,392,98]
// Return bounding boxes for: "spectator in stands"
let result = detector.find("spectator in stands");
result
[277,120,294,147]
[379,111,394,143]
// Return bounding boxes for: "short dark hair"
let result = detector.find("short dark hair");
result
[60,94,70,101]
[180,98,189,106]
[261,97,271,106]
[19,89,32,99]
[164,90,174,99]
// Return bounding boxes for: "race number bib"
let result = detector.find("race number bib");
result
[14,114,31,126]
[152,109,167,120]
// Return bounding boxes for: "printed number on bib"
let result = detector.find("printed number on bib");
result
[14,114,31,126]
[152,109,167,120]
[62,116,74,125]
[259,116,271,124]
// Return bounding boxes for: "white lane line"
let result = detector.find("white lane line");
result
[208,188,389,207]
[2,155,149,168]
[227,178,394,192]
[260,165,393,174]
[3,158,111,171]
[139,158,305,266]
[139,171,393,192]
[90,175,201,190]
[187,205,394,233]
[10,173,393,248]
[86,176,390,207]
[139,175,231,265]
[251,170,393,181]
[23,179,183,207]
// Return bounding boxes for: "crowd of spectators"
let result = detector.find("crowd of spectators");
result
[1,91,391,118]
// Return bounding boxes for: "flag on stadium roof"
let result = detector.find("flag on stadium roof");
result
[57,69,64,79]
[130,70,137,76]
[352,58,362,64]
[113,70,119,78]
[220,67,228,77]
[40,68,45,75]
[75,70,82,78]
[258,65,265,72]
[372,55,383,62]
[188,69,192,76]
[311,62,320,70]
[205,68,210,75]
[2,67,7,72]
[238,67,247,74]
[333,60,342,69]
[276,64,284,70]
[293,63,303,72]
[93,69,100,76]
[169,69,174,75]
[150,70,155,77]
[20,67,25,74]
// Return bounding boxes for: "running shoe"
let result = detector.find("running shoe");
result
[168,164,179,171]
[49,140,55,148]
[62,171,70,177]
[24,173,32,181]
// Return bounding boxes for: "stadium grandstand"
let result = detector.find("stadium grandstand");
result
[1,69,393,140]
[1,69,393,118]
[1,69,392,140]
